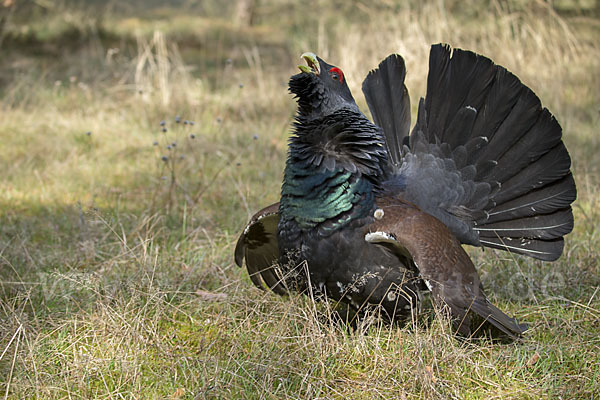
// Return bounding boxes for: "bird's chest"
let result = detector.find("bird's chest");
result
[279,165,374,229]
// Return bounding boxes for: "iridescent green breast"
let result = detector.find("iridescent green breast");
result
[279,163,374,232]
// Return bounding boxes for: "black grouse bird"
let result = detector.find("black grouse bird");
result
[235,44,576,339]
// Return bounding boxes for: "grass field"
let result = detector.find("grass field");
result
[1,1,599,398]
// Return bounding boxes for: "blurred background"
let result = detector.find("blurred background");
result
[0,0,599,398]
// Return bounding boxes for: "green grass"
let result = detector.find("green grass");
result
[1,1,599,398]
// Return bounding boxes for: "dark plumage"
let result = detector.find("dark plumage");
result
[235,45,576,339]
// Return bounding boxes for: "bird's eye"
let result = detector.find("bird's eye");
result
[329,67,343,83]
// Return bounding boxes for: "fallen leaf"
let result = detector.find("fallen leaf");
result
[195,290,227,301]
[526,352,540,368]
[171,388,185,399]
[425,365,437,383]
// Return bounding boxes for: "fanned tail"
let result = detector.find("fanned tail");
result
[408,44,576,261]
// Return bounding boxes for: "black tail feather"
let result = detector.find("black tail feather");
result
[479,174,576,225]
[479,236,564,261]
[476,208,574,240]
[472,88,541,169]
[444,106,478,153]
[468,67,523,164]
[488,143,572,205]
[362,54,411,166]
[424,44,452,142]
[485,109,563,184]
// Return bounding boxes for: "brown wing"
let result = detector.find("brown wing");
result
[234,203,287,295]
[366,197,527,338]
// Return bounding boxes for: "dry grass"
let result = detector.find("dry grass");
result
[0,1,599,399]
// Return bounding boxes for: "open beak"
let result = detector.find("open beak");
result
[298,52,320,75]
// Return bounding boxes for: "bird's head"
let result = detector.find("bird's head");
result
[289,52,358,119]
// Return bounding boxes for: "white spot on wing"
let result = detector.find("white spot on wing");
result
[424,279,434,291]
[243,212,277,235]
[374,208,384,220]
[365,231,397,244]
